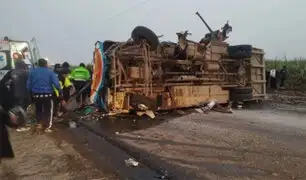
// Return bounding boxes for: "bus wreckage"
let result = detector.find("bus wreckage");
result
[89,12,266,115]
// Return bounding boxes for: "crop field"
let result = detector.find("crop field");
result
[265,59,306,91]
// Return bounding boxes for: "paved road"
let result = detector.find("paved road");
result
[9,98,306,179]
[116,104,306,180]
[0,129,118,180]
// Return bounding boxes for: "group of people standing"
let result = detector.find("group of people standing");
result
[0,58,92,161]
[28,60,92,133]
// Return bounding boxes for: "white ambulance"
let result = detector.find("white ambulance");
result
[0,37,40,80]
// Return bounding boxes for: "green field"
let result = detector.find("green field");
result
[265,59,306,90]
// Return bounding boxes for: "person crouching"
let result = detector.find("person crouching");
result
[27,59,62,133]
[53,68,74,117]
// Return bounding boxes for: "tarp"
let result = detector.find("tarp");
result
[90,41,107,109]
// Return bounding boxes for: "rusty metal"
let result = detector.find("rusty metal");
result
[96,19,264,112]
[195,12,213,33]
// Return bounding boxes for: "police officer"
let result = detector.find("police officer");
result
[70,63,90,108]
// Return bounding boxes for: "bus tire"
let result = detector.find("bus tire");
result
[131,26,159,50]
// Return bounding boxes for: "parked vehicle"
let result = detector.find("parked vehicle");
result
[0,37,40,80]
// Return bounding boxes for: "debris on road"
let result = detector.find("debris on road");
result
[124,158,139,167]
[137,104,149,111]
[175,109,186,115]
[136,110,156,119]
[69,121,77,128]
[194,99,233,114]
[212,104,233,113]
[194,108,204,113]
[269,92,306,105]
[201,99,217,113]
[144,110,156,119]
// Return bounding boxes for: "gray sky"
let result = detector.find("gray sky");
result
[1,0,304,64]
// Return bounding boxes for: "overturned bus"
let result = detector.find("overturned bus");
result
[90,14,266,113]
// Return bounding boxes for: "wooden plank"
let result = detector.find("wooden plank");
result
[250,47,266,98]
[252,64,265,68]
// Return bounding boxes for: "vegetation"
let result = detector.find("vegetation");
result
[265,58,306,90]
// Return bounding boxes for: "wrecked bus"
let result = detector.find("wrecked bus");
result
[90,13,266,113]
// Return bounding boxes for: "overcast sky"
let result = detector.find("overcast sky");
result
[1,0,304,64]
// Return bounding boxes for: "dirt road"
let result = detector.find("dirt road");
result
[5,96,305,179]
[0,129,118,180]
[115,104,306,179]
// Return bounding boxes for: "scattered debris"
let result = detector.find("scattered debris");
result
[16,126,31,132]
[136,111,145,116]
[201,99,217,113]
[212,104,233,113]
[270,93,306,105]
[235,101,244,109]
[124,158,139,167]
[145,110,156,119]
[175,109,186,115]
[194,100,234,114]
[194,108,204,113]
[83,106,95,115]
[272,172,278,177]
[69,121,77,128]
[194,99,217,114]
[138,104,149,111]
[136,110,156,119]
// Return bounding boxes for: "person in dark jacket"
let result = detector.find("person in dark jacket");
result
[280,65,288,88]
[62,62,70,70]
[12,61,31,109]
[3,61,32,132]
[0,61,30,110]
[27,58,62,133]
[0,76,20,162]
[53,63,61,75]
[0,108,16,162]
